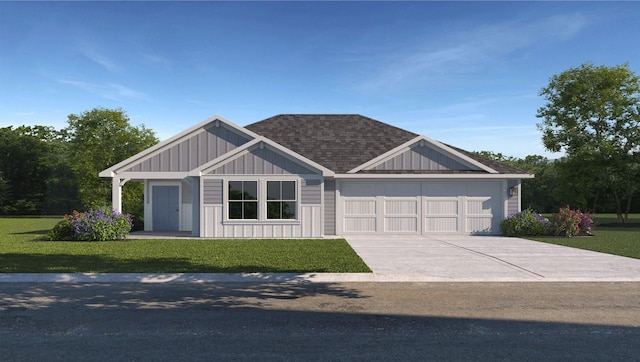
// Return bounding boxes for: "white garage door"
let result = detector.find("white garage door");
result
[339,180,503,234]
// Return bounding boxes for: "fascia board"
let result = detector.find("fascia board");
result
[100,115,255,176]
[347,135,499,174]
[103,171,192,180]
[334,173,534,179]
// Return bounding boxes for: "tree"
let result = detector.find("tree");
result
[474,151,558,213]
[537,63,640,223]
[65,108,158,216]
[0,125,79,214]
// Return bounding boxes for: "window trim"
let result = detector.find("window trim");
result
[223,177,300,224]
[228,180,258,220]
[266,180,298,220]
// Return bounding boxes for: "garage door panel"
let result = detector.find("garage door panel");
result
[425,198,458,214]
[465,195,498,233]
[466,217,493,233]
[385,217,418,232]
[344,199,376,215]
[425,217,458,233]
[385,199,418,215]
[344,217,377,232]
[466,198,492,215]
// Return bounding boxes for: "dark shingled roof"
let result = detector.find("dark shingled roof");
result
[245,114,528,175]
[246,114,417,173]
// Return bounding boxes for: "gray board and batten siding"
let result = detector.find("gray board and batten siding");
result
[370,144,479,172]
[126,124,250,172]
[324,179,336,235]
[206,144,318,176]
[203,179,223,205]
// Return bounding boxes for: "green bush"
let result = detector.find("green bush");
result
[500,209,551,236]
[45,217,76,241]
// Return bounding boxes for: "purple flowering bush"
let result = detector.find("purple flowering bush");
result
[500,209,551,236]
[45,207,133,241]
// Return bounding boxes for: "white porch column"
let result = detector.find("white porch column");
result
[112,177,122,213]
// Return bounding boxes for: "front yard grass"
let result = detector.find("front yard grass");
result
[0,217,371,273]
[527,214,640,259]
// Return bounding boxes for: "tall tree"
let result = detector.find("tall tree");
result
[537,63,640,222]
[65,108,158,215]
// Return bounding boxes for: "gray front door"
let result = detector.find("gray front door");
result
[153,186,179,231]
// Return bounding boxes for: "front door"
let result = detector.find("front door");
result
[152,186,179,231]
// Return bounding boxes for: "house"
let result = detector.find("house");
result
[99,114,533,237]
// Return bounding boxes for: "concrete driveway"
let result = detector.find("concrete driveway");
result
[344,235,640,282]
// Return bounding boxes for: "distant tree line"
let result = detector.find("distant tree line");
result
[0,108,157,217]
[474,151,640,216]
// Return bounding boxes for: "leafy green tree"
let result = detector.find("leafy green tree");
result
[65,108,158,216]
[0,170,10,208]
[0,125,79,214]
[537,63,640,223]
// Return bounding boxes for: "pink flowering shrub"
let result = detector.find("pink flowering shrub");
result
[550,206,594,237]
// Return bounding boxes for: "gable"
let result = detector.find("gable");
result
[125,124,250,172]
[205,143,318,175]
[98,117,256,177]
[367,143,480,172]
[245,114,417,173]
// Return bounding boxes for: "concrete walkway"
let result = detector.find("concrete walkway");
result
[1,235,640,283]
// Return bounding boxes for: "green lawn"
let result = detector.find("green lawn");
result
[0,217,371,273]
[527,214,640,259]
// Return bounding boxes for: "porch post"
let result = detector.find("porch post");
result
[112,177,122,213]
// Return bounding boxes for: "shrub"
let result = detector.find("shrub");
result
[500,209,551,236]
[577,210,594,235]
[45,218,76,241]
[71,207,133,241]
[44,210,83,241]
[550,207,594,237]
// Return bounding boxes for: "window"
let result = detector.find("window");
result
[266,181,296,219]
[228,181,258,219]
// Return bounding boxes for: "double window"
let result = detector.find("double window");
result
[227,180,297,220]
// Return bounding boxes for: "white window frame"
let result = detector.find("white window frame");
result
[223,176,300,224]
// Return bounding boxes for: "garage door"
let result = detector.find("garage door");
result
[339,180,502,234]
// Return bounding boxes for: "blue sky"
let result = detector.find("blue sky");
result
[1,1,639,158]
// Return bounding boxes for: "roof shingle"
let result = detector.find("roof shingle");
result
[246,114,528,175]
[246,114,417,173]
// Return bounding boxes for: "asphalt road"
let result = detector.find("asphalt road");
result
[1,282,639,361]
